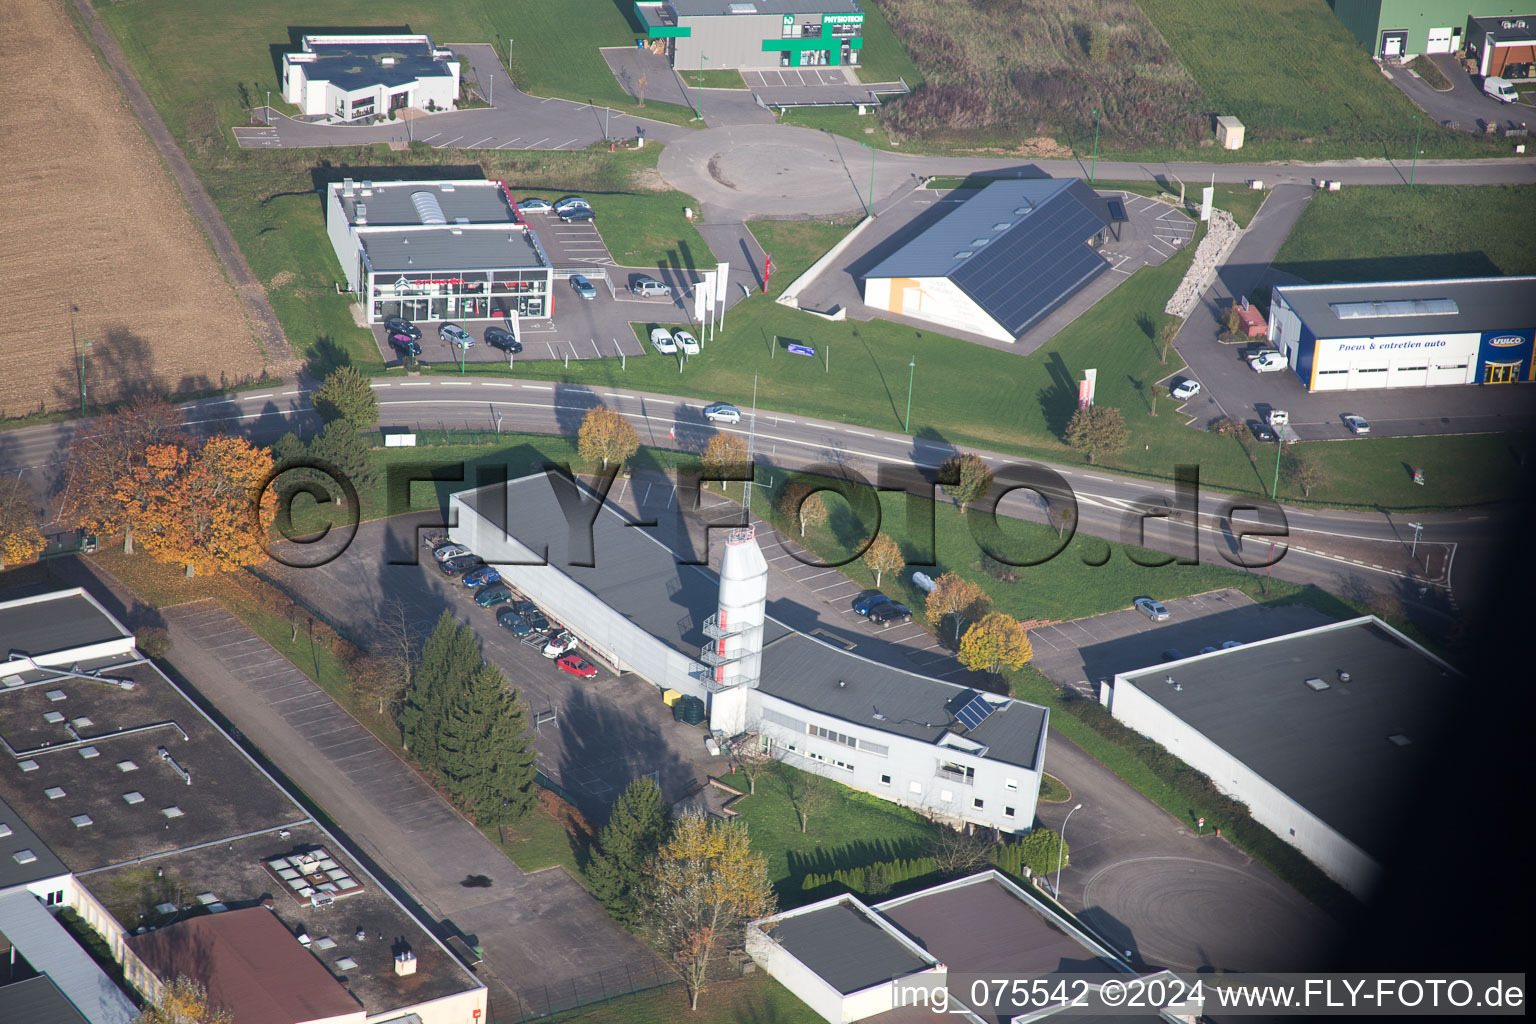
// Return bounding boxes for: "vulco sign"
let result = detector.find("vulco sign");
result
[1487,334,1525,348]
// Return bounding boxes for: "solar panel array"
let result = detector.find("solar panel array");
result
[956,694,999,731]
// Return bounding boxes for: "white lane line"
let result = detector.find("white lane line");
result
[555,138,579,150]
[468,137,494,148]
[279,390,299,396]
[480,382,517,388]
[396,382,433,387]
[433,136,466,149]
[240,393,272,401]
[369,383,391,388]
[420,133,441,142]
[526,137,551,148]
[521,384,553,391]
[846,429,874,437]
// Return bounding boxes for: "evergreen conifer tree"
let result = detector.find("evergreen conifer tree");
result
[437,661,538,838]
[587,776,673,927]
[397,612,477,771]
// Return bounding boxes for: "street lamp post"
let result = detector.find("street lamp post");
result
[1409,521,1423,560]
[1090,108,1100,183]
[266,90,271,127]
[904,357,916,432]
[865,141,876,217]
[1270,438,1283,500]
[698,54,707,121]
[1409,114,1422,188]
[1055,803,1083,900]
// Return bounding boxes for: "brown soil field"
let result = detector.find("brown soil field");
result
[0,0,266,420]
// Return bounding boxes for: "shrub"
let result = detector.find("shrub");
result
[135,627,172,659]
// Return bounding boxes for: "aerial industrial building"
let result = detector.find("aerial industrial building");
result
[282,34,461,120]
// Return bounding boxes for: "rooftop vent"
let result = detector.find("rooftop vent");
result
[314,936,338,951]
[395,951,418,976]
[73,717,93,728]
[46,690,66,702]
[381,57,396,66]
[43,711,64,724]
[123,791,145,805]
[13,850,37,865]
[71,814,93,828]
[728,2,758,11]
[79,746,100,759]
[355,203,367,225]
[411,191,448,225]
[994,221,1015,230]
[1304,677,1330,692]
[45,787,66,800]
[1330,298,1458,320]
[159,746,192,785]
[2,675,24,688]
[342,178,354,197]
[0,824,11,837]
[954,251,974,259]
[19,760,38,773]
[336,957,358,972]
[1337,670,1351,683]
[1388,733,1412,747]
[162,805,185,819]
[118,760,139,773]
[439,183,456,192]
[971,238,991,246]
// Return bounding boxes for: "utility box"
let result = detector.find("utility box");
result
[1215,116,1245,150]
[662,688,682,707]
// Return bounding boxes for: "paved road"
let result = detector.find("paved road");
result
[1388,54,1535,132]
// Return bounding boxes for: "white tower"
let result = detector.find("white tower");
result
[702,525,767,735]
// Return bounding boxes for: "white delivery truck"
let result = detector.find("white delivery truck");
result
[1483,76,1518,103]
[1267,409,1301,445]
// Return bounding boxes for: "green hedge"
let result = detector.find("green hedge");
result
[799,829,1067,899]
[801,856,938,896]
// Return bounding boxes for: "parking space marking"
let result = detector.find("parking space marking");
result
[525,138,551,148]
[433,136,465,149]
[497,138,523,149]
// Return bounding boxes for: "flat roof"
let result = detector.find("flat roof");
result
[294,37,454,93]
[1119,617,1459,859]
[866,178,1113,336]
[130,907,362,1024]
[333,179,516,228]
[770,899,932,995]
[668,0,862,17]
[458,476,1046,765]
[0,976,91,1024]
[361,226,548,274]
[0,794,68,891]
[93,821,475,1016]
[1470,14,1536,42]
[1275,275,1536,341]
[0,590,129,662]
[0,659,304,872]
[0,889,137,1024]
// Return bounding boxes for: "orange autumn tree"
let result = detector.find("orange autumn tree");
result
[56,396,189,553]
[118,437,276,576]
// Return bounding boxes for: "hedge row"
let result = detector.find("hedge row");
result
[799,829,1067,898]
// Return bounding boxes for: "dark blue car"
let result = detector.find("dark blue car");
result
[853,592,892,616]
[462,566,502,589]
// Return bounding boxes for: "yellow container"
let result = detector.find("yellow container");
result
[662,689,682,707]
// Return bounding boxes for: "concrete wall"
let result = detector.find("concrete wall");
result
[367,986,487,1024]
[746,921,849,1022]
[325,188,362,294]
[676,13,783,69]
[1106,676,1382,897]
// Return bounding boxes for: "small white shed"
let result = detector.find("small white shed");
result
[1216,116,1246,150]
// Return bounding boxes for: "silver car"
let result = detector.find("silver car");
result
[439,323,473,348]
[1134,597,1170,621]
[703,402,741,424]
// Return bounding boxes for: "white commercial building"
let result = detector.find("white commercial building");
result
[1100,617,1461,898]
[449,473,1050,836]
[282,35,460,121]
[1268,276,1536,391]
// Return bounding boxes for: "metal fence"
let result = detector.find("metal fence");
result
[487,957,680,1022]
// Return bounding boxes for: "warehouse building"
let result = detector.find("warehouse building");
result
[1328,2,1525,59]
[1267,275,1536,390]
[861,178,1115,343]
[1100,617,1462,898]
[325,177,553,325]
[282,34,461,120]
[1466,13,1536,76]
[449,473,1050,835]
[635,0,866,69]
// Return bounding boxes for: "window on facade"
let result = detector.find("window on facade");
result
[810,725,857,748]
[861,740,889,757]
[940,789,953,802]
[973,798,984,809]
[909,781,922,795]
[1004,806,1016,818]
[880,774,891,785]
[1005,777,1019,790]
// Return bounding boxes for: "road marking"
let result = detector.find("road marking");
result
[241,393,272,401]
[396,382,433,387]
[420,133,441,142]
[521,384,553,390]
[480,382,517,388]
[468,137,494,148]
[553,138,581,150]
[279,390,299,396]
[433,136,466,149]
[369,383,391,388]
[846,429,874,437]
[497,138,522,149]
[526,137,550,148]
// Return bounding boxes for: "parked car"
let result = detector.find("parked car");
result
[649,328,677,355]
[853,592,892,616]
[556,654,598,678]
[1162,648,1185,662]
[559,207,595,223]
[513,601,549,632]
[384,316,421,341]
[433,544,471,562]
[1220,640,1242,649]
[674,330,700,356]
[1247,419,1275,443]
[517,198,553,213]
[631,277,670,297]
[439,555,484,576]
[496,608,531,635]
[485,327,522,353]
[570,275,597,300]
[1134,597,1170,621]
[388,334,422,359]
[462,566,502,589]
[1170,378,1201,400]
[440,323,474,348]
[1343,414,1371,435]
[869,602,911,625]
[1248,351,1286,372]
[543,631,579,658]
[1198,646,1218,655]
[475,584,513,608]
[703,402,741,424]
[553,196,591,213]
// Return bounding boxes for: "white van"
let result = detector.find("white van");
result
[1483,76,1518,103]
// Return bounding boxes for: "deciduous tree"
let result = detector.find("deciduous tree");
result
[925,571,990,643]
[0,477,46,570]
[1160,319,1180,364]
[123,437,276,576]
[700,432,750,493]
[958,611,1034,675]
[731,734,776,795]
[938,452,993,508]
[862,533,904,588]
[132,976,233,1024]
[782,767,834,834]
[436,661,537,839]
[648,814,775,1011]
[349,653,408,718]
[311,365,378,428]
[55,397,188,553]
[930,825,994,878]
[577,406,639,471]
[587,777,673,927]
[1283,446,1329,498]
[777,482,827,537]
[1064,405,1128,465]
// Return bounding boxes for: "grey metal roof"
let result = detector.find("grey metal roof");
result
[0,976,92,1024]
[0,795,68,891]
[295,38,454,93]
[0,592,128,662]
[865,178,1113,336]
[334,180,515,228]
[459,476,1046,763]
[1120,618,1460,859]
[770,900,931,994]
[668,0,862,17]
[361,227,547,274]
[0,891,137,1023]
[760,634,1047,770]
[1275,276,1536,341]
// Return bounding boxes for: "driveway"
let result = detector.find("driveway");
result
[787,184,1194,356]
[1386,53,1534,132]
[234,45,688,151]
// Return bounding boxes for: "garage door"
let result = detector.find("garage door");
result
[1427,28,1453,54]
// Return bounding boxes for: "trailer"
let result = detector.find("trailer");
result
[1267,409,1301,445]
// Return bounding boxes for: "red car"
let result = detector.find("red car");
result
[556,654,597,679]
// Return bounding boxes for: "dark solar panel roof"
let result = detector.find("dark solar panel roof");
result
[297,39,455,92]
[866,178,1113,336]
[771,900,932,994]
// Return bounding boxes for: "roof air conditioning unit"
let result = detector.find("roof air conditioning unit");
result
[1337,670,1351,683]
[355,203,367,225]
[342,178,354,197]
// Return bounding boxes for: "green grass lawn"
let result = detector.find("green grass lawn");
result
[715,765,937,904]
[561,973,825,1024]
[1273,185,1536,284]
[778,105,895,150]
[517,188,712,270]
[1133,0,1499,161]
[682,69,747,90]
[849,1,924,88]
